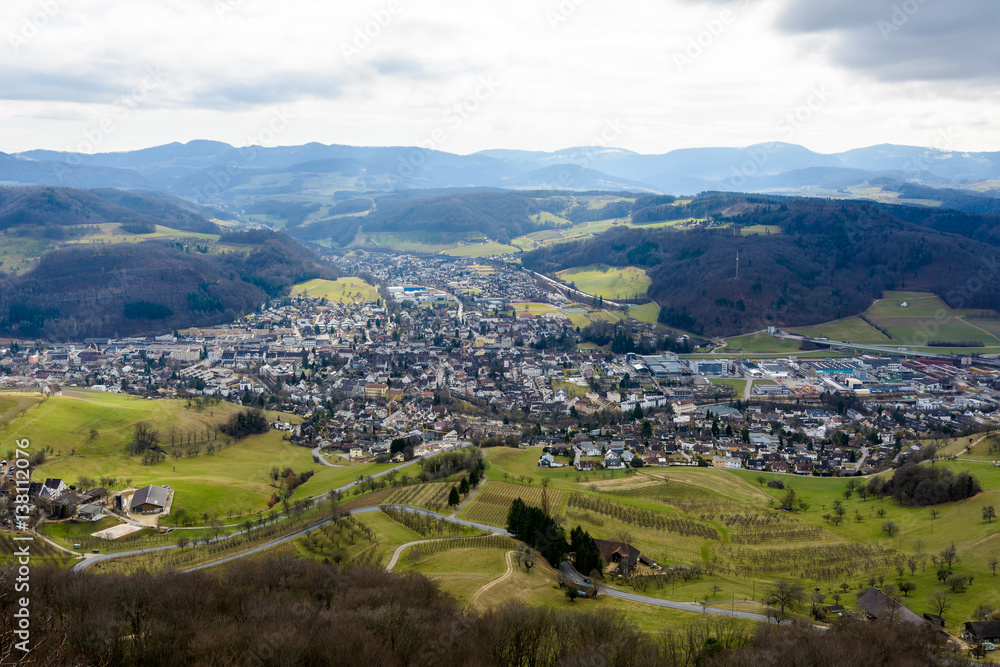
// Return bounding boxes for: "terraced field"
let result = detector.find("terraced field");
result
[459,479,564,527]
[385,481,455,511]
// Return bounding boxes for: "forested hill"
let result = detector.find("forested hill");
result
[0,185,218,233]
[293,191,563,246]
[0,231,336,339]
[522,193,1000,336]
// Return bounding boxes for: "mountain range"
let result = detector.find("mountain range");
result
[4,141,1000,200]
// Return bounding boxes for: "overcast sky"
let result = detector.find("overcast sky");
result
[2,0,998,155]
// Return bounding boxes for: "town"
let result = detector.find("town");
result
[3,251,999,484]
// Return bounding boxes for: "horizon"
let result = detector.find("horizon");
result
[6,138,995,159]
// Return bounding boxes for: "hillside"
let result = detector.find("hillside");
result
[0,186,219,233]
[0,230,335,339]
[522,193,1000,335]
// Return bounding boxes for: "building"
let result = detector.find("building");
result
[594,539,641,576]
[964,621,1000,644]
[855,587,924,625]
[130,485,170,514]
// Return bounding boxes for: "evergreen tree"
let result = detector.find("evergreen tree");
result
[448,486,460,507]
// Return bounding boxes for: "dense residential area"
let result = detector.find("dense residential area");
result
[3,253,1000,481]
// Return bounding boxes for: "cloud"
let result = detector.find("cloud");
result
[774,0,1000,85]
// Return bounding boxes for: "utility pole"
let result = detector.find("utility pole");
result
[735,250,740,280]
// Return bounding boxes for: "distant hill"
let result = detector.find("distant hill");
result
[0,230,335,339]
[0,186,218,233]
[10,140,1000,204]
[522,193,1000,336]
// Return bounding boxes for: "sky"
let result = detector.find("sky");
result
[2,0,999,156]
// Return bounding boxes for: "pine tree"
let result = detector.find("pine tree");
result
[448,486,460,507]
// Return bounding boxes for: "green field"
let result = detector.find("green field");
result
[4,390,390,520]
[626,302,661,324]
[555,265,652,300]
[366,231,517,257]
[292,277,379,304]
[721,332,804,353]
[471,446,1000,634]
[788,316,891,343]
[740,225,781,236]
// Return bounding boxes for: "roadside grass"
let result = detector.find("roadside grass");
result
[722,332,803,353]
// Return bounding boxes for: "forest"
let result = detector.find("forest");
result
[0,231,336,339]
[0,556,970,666]
[522,193,1000,335]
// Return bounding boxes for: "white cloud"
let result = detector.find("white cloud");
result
[1,0,998,154]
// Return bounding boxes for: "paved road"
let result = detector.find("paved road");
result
[600,587,778,623]
[74,503,507,572]
[385,537,455,571]
[311,446,347,467]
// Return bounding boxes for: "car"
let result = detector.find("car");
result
[91,549,100,554]
[983,642,996,652]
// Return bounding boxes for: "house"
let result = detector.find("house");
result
[964,620,1000,644]
[855,587,924,625]
[130,485,170,514]
[41,383,62,396]
[77,503,105,521]
[594,539,641,576]
[41,478,67,499]
[538,453,555,468]
[576,460,596,472]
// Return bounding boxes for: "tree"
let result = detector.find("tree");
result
[176,533,191,550]
[928,589,952,618]
[988,557,999,576]
[756,475,766,487]
[899,581,915,597]
[571,526,603,576]
[517,546,536,573]
[881,521,899,537]
[565,587,580,603]
[459,477,470,495]
[983,505,996,523]
[447,486,460,507]
[938,543,959,570]
[762,579,805,622]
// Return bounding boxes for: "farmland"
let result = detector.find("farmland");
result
[794,291,1000,350]
[384,481,455,512]
[2,390,390,521]
[554,265,652,300]
[458,479,565,527]
[472,446,1000,635]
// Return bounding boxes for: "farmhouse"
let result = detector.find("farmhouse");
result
[130,485,170,514]
[964,621,1000,644]
[594,539,641,576]
[855,587,924,625]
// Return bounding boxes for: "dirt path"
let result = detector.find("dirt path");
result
[450,476,486,517]
[469,550,516,609]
